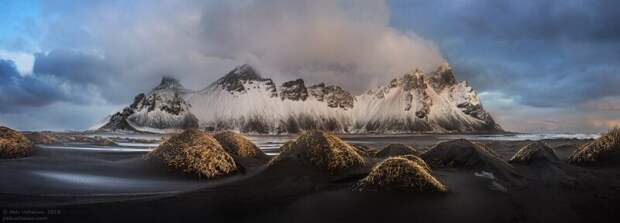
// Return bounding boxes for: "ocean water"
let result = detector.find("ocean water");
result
[83,132,600,152]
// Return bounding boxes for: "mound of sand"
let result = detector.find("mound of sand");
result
[569,127,620,165]
[25,132,59,145]
[509,142,559,164]
[269,131,365,173]
[94,137,117,146]
[350,144,373,156]
[0,126,34,158]
[421,139,521,183]
[375,144,420,158]
[147,129,238,178]
[353,157,447,192]
[214,131,268,160]
[400,154,431,172]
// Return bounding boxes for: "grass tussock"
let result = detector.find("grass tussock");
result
[569,127,620,164]
[375,144,420,158]
[147,129,238,178]
[0,126,33,158]
[25,132,58,145]
[354,157,447,192]
[214,131,267,159]
[269,131,365,172]
[400,154,431,172]
[509,142,559,164]
[94,137,117,146]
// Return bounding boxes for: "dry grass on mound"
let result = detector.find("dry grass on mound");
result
[25,132,58,145]
[569,127,620,165]
[400,154,431,172]
[350,144,373,157]
[0,126,33,158]
[94,137,117,146]
[375,144,420,158]
[147,129,238,178]
[354,157,447,192]
[269,131,365,173]
[214,131,267,159]
[510,142,559,164]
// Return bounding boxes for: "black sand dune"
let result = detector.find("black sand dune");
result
[374,143,420,158]
[1,133,620,223]
[421,139,523,186]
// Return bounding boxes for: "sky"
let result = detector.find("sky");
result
[0,0,618,133]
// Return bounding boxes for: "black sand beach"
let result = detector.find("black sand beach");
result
[1,134,619,223]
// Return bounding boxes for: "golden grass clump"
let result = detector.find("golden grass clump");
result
[25,132,58,145]
[213,131,267,159]
[147,129,238,178]
[399,154,431,172]
[269,131,365,173]
[354,157,447,192]
[569,127,620,165]
[509,142,559,164]
[375,144,420,158]
[94,137,117,146]
[0,126,34,158]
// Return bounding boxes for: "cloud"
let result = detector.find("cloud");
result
[0,0,447,130]
[31,0,445,93]
[199,0,445,90]
[0,59,65,111]
[391,0,620,108]
[0,58,108,112]
[2,0,619,132]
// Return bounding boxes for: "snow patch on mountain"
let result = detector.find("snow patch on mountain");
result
[97,76,198,132]
[96,63,501,134]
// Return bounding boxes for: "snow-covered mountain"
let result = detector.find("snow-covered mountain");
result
[96,63,502,134]
[96,77,198,133]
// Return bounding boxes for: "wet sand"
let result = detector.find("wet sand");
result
[1,134,619,223]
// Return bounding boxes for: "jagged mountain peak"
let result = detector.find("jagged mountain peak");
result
[220,64,264,82]
[428,63,457,91]
[435,62,452,73]
[153,76,184,91]
[280,79,308,101]
[308,83,355,109]
[214,64,277,96]
[97,62,501,134]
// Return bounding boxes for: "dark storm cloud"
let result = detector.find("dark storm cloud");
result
[390,0,620,108]
[33,50,116,85]
[0,50,124,112]
[0,59,67,111]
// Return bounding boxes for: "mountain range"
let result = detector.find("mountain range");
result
[92,63,502,134]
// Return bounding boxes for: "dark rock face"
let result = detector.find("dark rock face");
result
[372,71,432,118]
[309,83,355,110]
[101,108,136,131]
[216,64,277,97]
[99,77,198,131]
[140,92,187,115]
[153,76,184,91]
[428,63,457,92]
[280,79,308,101]
[457,101,493,122]
[100,93,145,131]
